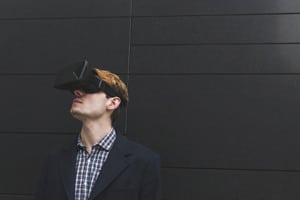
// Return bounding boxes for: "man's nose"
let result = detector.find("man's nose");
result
[73,89,85,97]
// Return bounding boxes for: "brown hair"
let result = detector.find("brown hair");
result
[94,68,128,123]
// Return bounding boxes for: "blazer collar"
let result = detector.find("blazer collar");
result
[59,132,133,200]
[89,132,133,199]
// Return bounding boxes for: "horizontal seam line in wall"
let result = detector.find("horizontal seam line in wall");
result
[133,12,300,18]
[128,73,300,76]
[0,72,129,76]
[0,193,33,197]
[1,13,299,20]
[0,73,55,76]
[133,43,300,46]
[162,166,300,173]
[0,131,77,135]
[0,16,130,21]
[1,73,300,76]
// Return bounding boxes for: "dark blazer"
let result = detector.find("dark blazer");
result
[34,132,161,200]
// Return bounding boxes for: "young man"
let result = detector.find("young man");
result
[35,61,161,200]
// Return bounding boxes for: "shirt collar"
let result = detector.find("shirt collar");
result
[77,128,116,151]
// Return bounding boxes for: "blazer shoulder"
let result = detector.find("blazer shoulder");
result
[43,136,77,161]
[115,133,160,162]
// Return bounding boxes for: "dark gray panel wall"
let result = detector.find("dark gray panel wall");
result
[127,0,300,199]
[0,134,75,194]
[134,0,300,16]
[0,0,130,18]
[161,168,300,200]
[3,0,300,200]
[127,75,300,170]
[1,0,131,199]
[0,19,130,73]
[133,15,300,44]
[0,76,78,132]
[131,45,300,74]
[0,195,32,200]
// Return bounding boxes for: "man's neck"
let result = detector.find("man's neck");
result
[80,118,113,153]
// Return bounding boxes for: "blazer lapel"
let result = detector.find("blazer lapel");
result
[60,141,77,200]
[89,134,132,200]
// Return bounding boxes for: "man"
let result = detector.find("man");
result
[35,60,161,200]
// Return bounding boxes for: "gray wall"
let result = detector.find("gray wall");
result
[2,0,300,199]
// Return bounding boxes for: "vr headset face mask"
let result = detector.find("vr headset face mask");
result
[54,60,125,105]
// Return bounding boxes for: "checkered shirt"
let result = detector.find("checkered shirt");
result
[74,128,116,200]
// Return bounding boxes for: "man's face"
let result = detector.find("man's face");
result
[70,89,110,120]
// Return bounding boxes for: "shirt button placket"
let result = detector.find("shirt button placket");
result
[84,152,89,192]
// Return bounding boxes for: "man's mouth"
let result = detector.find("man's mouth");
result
[73,98,82,104]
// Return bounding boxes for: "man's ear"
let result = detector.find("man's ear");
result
[107,97,121,111]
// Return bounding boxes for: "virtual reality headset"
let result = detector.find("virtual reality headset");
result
[54,60,127,106]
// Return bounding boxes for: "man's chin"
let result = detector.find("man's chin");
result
[70,110,85,121]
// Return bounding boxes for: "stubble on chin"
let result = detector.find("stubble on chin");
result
[70,108,84,121]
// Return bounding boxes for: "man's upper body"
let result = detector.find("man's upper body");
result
[35,129,161,200]
[35,62,161,200]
